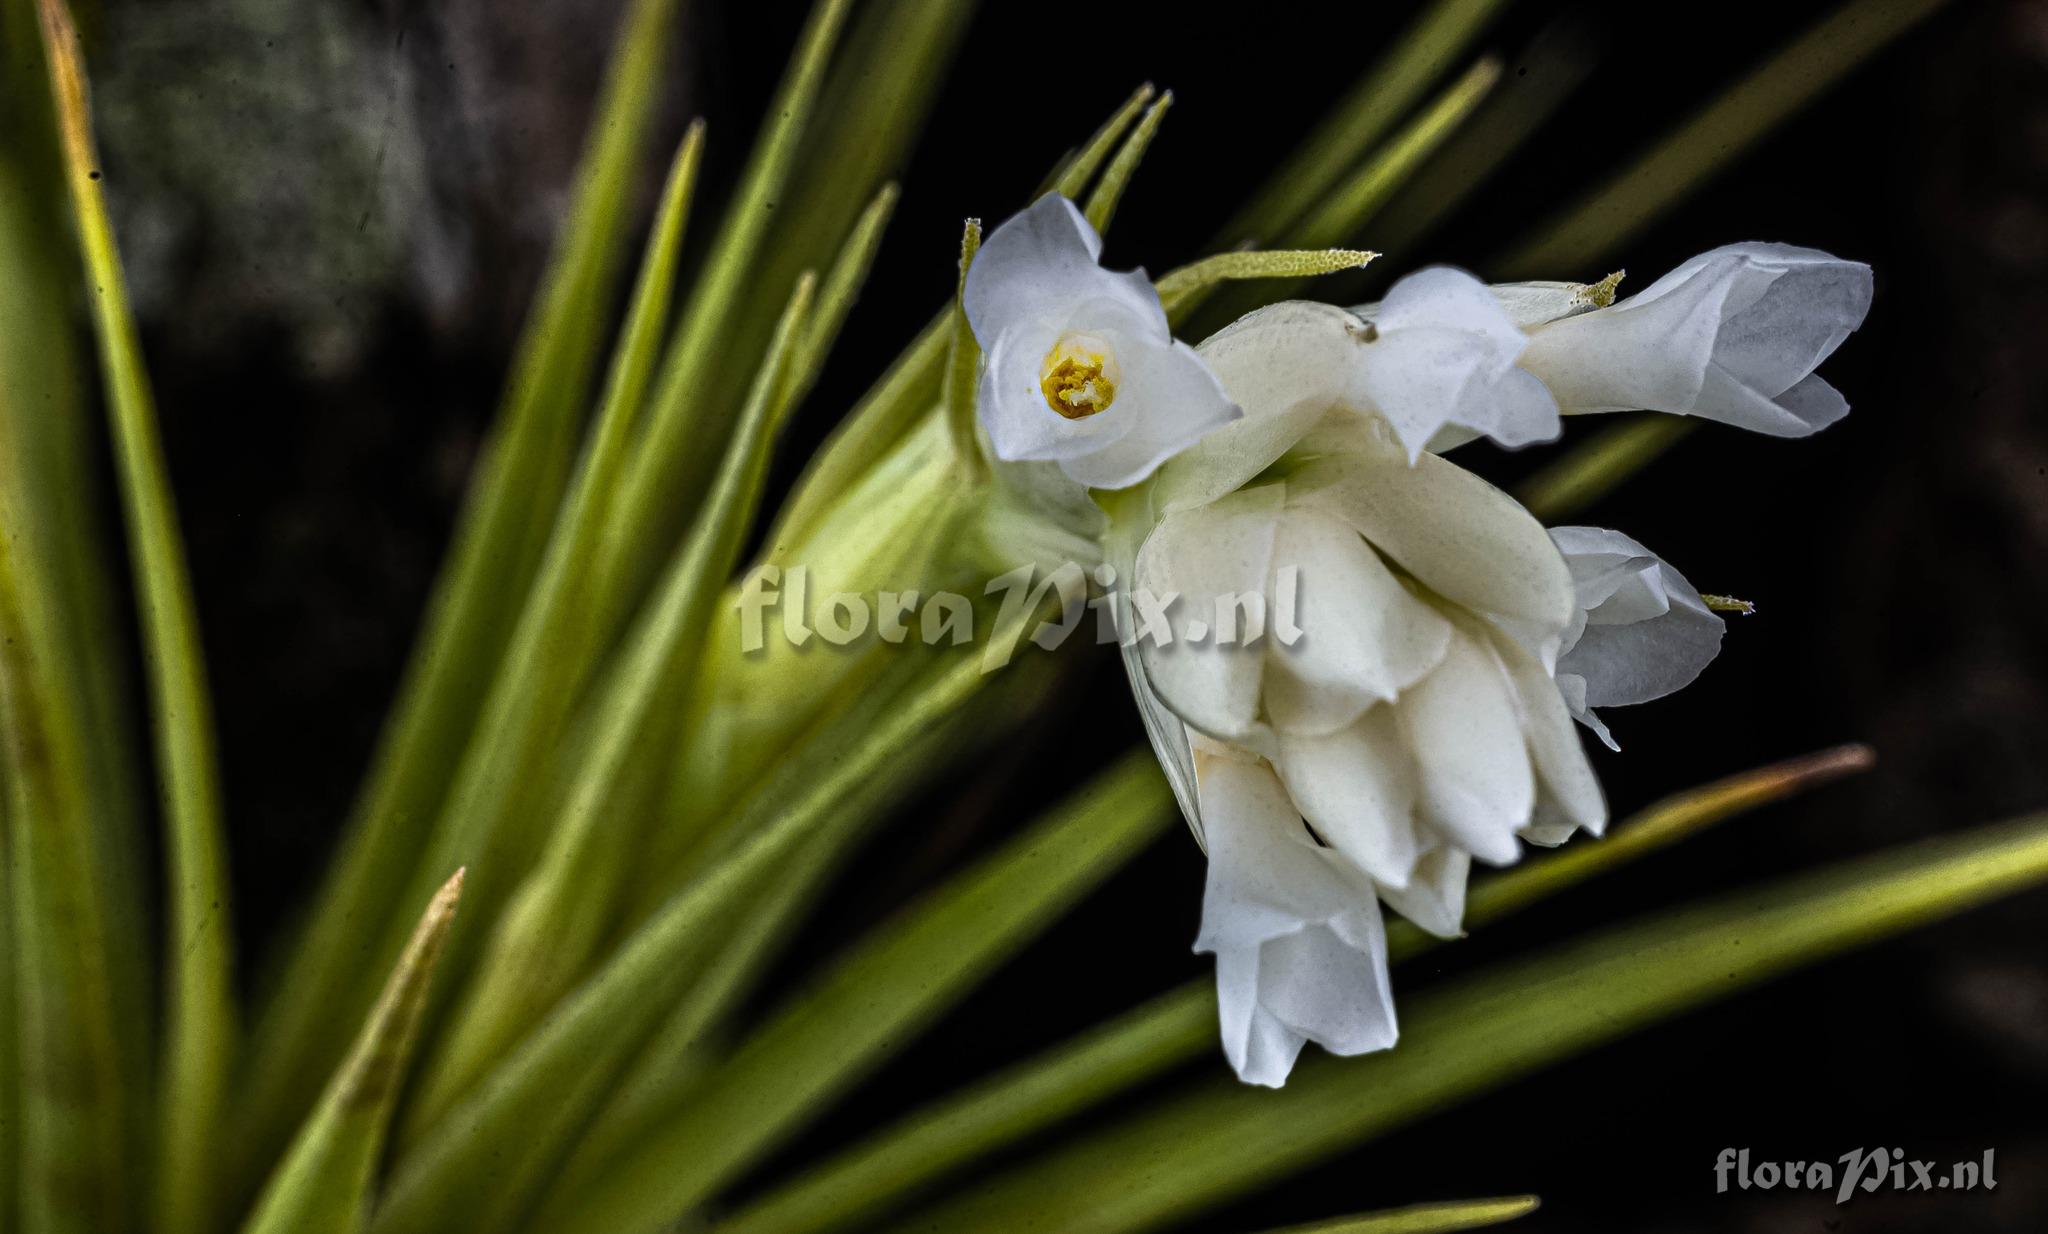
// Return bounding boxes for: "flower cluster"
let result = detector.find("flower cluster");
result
[967,196,1872,1086]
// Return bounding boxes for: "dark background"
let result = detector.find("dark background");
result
[86,0,2048,1229]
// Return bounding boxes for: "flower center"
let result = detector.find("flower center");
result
[1038,333,1120,420]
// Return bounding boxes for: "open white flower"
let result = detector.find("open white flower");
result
[1516,242,1873,436]
[1116,413,1606,1086]
[963,194,1239,489]
[1346,267,1561,461]
[1551,526,1725,750]
[1135,419,1607,883]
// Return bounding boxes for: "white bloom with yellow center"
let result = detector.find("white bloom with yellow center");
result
[963,194,1240,489]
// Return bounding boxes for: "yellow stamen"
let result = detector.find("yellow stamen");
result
[1039,333,1120,419]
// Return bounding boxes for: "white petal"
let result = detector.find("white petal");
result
[1481,615,1607,840]
[1194,752,1397,1087]
[1394,621,1533,865]
[1055,338,1240,489]
[1159,302,1378,512]
[1551,526,1726,708]
[1273,706,1422,888]
[1287,437,1578,667]
[1135,486,1283,742]
[1520,242,1871,437]
[1353,267,1561,459]
[1262,507,1452,734]
[1377,845,1470,939]
[964,194,1141,337]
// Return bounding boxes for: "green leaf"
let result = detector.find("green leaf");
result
[242,0,691,1175]
[1214,0,1511,247]
[1053,84,1158,201]
[1194,56,1498,330]
[1083,91,1173,235]
[590,0,853,636]
[1355,25,1598,268]
[1513,416,1695,521]
[239,872,464,1234]
[533,752,1177,1234]
[366,644,1012,1234]
[886,811,2048,1234]
[786,183,901,412]
[1248,1196,1539,1234]
[556,660,1061,1203]
[715,746,1877,1234]
[33,4,234,1231]
[1498,0,1953,276]
[0,529,134,1234]
[943,218,987,479]
[406,269,815,1134]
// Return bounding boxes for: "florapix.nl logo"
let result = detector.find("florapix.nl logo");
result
[1715,1147,1998,1205]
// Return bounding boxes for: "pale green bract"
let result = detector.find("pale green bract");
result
[0,0,1995,1232]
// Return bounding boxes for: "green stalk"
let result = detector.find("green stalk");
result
[1514,416,1695,521]
[34,5,233,1231]
[0,530,131,1234]
[554,659,1052,1202]
[714,746,1874,1234]
[532,753,1177,1234]
[588,0,853,637]
[1193,57,1498,331]
[239,872,464,1234]
[1214,0,1512,246]
[1084,92,1173,235]
[367,642,1016,1234]
[890,811,2048,1234]
[944,219,987,479]
[1251,1198,1540,1234]
[242,0,689,1174]
[408,271,815,1134]
[1498,0,1953,276]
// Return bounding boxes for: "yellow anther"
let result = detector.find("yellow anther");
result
[1039,333,1120,419]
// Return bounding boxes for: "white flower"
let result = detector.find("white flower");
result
[1550,526,1725,751]
[1191,741,1396,1087]
[1116,414,1606,1086]
[1516,242,1873,436]
[1135,419,1607,882]
[1345,267,1561,461]
[963,194,1240,489]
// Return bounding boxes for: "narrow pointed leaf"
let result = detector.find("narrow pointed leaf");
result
[718,746,1876,1234]
[1083,91,1172,235]
[545,753,1175,1234]
[0,531,133,1234]
[889,812,2048,1234]
[593,0,853,629]
[1215,0,1510,246]
[410,271,814,1132]
[367,645,1012,1234]
[1156,249,1377,318]
[362,126,711,1122]
[1053,84,1157,201]
[244,0,690,1170]
[1513,416,1694,521]
[1250,1196,1540,1234]
[943,218,986,478]
[239,872,463,1234]
[34,6,233,1231]
[787,183,900,411]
